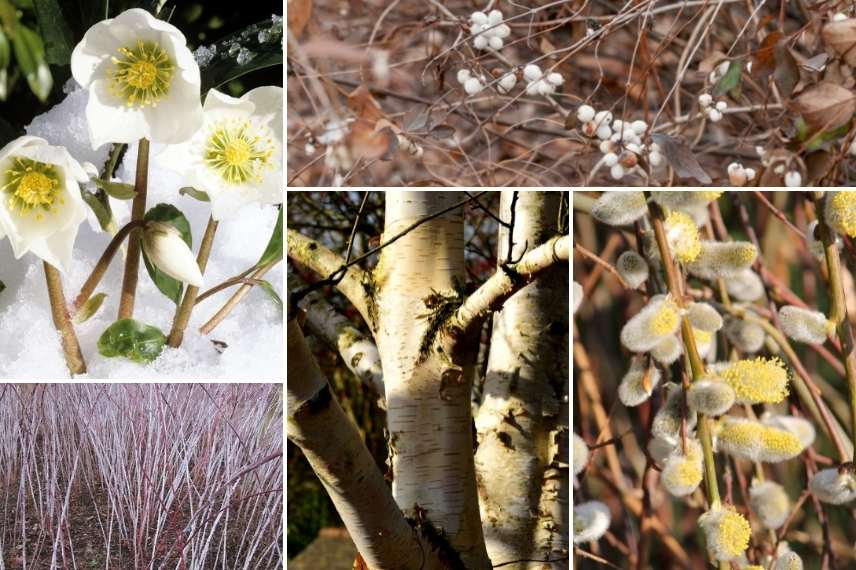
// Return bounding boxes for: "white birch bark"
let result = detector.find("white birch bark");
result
[290,272,384,397]
[287,318,440,570]
[474,191,569,569]
[374,192,491,569]
[287,229,374,328]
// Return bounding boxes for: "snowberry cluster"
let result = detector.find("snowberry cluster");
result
[522,64,564,96]
[317,119,354,173]
[698,93,727,122]
[576,105,662,180]
[726,162,756,186]
[457,69,486,96]
[755,146,804,186]
[469,10,511,51]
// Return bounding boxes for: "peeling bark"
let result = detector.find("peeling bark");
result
[474,192,570,569]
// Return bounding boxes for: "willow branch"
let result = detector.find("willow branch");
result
[815,192,856,459]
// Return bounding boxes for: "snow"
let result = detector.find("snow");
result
[0,88,283,380]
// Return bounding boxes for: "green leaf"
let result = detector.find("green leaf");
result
[143,203,192,304]
[0,26,10,69]
[80,188,113,230]
[73,292,107,324]
[796,118,850,152]
[93,178,137,200]
[200,16,283,93]
[256,279,282,310]
[713,60,742,98]
[12,24,52,101]
[97,318,166,363]
[32,0,74,65]
[0,28,10,101]
[257,207,282,267]
[179,186,210,201]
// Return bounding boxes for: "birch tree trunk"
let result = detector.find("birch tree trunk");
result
[287,318,442,569]
[374,192,491,569]
[474,191,570,569]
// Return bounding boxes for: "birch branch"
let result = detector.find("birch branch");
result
[287,229,375,329]
[447,234,570,341]
[287,318,442,570]
[289,274,385,398]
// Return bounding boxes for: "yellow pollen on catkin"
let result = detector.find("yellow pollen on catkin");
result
[721,357,789,404]
[2,157,62,219]
[665,456,701,487]
[714,510,751,558]
[664,211,701,263]
[699,191,723,202]
[692,328,712,345]
[205,119,275,185]
[728,242,758,266]
[828,191,856,237]
[647,299,680,336]
[718,420,803,459]
[108,40,174,107]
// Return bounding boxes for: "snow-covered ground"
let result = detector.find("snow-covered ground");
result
[0,88,283,379]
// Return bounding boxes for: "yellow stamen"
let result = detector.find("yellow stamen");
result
[108,40,174,107]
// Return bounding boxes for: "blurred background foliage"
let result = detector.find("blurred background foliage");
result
[0,0,282,147]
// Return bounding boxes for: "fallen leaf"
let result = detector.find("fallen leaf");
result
[805,150,835,185]
[793,82,856,132]
[801,53,829,73]
[773,44,800,98]
[822,19,856,66]
[346,85,397,161]
[752,31,783,78]
[650,133,712,183]
[347,84,384,123]
[287,0,312,36]
[428,124,455,139]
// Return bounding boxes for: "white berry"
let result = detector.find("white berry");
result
[523,64,542,82]
[577,104,596,123]
[464,77,483,95]
[784,171,802,187]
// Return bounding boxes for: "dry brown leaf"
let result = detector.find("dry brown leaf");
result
[793,82,856,132]
[287,0,312,36]
[650,133,712,184]
[752,31,783,78]
[344,86,396,161]
[822,19,856,66]
[347,85,385,123]
[348,120,393,161]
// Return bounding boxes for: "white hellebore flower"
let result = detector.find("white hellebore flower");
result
[141,221,203,286]
[0,136,89,272]
[157,86,283,221]
[71,8,204,148]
